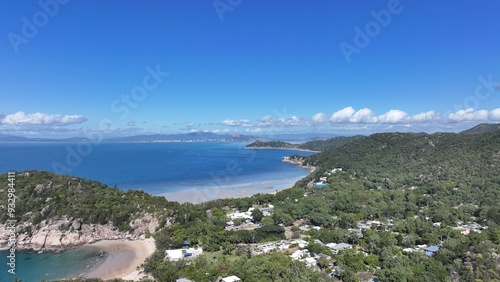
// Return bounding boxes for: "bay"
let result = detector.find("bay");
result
[0,142,313,197]
[0,141,314,281]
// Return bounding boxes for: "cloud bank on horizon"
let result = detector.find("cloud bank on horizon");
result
[219,107,500,130]
[2,107,500,137]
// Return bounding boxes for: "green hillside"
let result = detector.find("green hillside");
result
[0,170,180,231]
[246,135,362,151]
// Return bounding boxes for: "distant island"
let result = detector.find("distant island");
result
[246,135,363,152]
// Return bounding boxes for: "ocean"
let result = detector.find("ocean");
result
[0,142,313,197]
[0,141,314,281]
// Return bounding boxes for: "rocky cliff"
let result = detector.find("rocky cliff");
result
[0,213,161,252]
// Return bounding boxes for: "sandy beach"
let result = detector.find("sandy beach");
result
[84,238,156,281]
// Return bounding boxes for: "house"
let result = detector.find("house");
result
[176,279,194,282]
[227,210,253,221]
[314,253,332,261]
[314,239,324,245]
[424,245,439,256]
[314,182,328,188]
[290,249,309,260]
[166,247,203,261]
[299,225,321,231]
[259,204,274,213]
[326,243,352,254]
[301,257,317,268]
[461,227,470,235]
[291,239,309,248]
[221,275,242,282]
[348,228,363,238]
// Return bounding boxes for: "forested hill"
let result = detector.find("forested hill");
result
[304,128,500,179]
[246,135,362,151]
[459,122,500,134]
[299,126,500,209]
[0,170,181,231]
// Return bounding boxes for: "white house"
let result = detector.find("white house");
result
[166,247,203,261]
[301,257,317,268]
[221,275,242,282]
[290,249,309,260]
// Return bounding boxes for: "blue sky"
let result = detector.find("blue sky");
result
[1,0,500,137]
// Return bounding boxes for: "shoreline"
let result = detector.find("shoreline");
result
[159,148,316,204]
[162,169,314,204]
[244,146,320,153]
[83,238,155,281]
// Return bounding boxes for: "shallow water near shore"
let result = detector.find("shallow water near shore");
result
[0,246,104,281]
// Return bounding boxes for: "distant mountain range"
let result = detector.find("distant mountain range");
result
[1,123,498,143]
[106,132,263,142]
[0,132,267,143]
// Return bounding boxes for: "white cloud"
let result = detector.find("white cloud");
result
[259,115,273,122]
[489,108,500,120]
[330,107,378,123]
[311,112,329,124]
[127,121,136,126]
[220,119,253,127]
[275,116,305,126]
[447,108,489,122]
[377,109,410,124]
[330,107,356,123]
[1,111,87,126]
[411,111,440,122]
[257,115,274,126]
[351,108,377,123]
[216,107,500,134]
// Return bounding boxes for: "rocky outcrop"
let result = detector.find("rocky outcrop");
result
[0,214,162,253]
[129,213,159,236]
[282,156,316,172]
[30,228,49,251]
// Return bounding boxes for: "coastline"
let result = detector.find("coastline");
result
[162,175,310,204]
[84,238,155,281]
[162,150,316,204]
[244,146,320,153]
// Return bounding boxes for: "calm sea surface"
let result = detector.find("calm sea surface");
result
[0,141,313,281]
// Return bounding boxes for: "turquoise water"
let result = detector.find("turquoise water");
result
[0,246,104,282]
[0,142,314,281]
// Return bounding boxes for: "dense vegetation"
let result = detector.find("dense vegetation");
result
[0,171,180,231]
[4,123,500,281]
[246,136,362,151]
